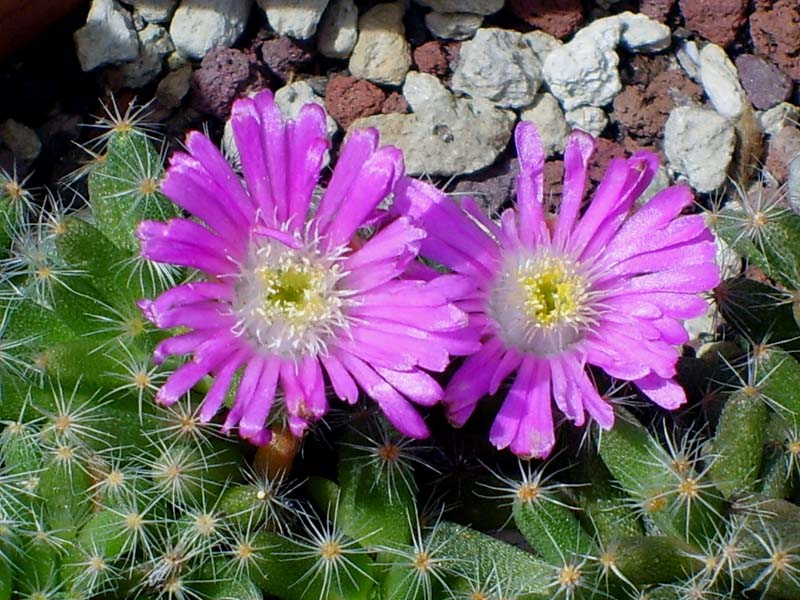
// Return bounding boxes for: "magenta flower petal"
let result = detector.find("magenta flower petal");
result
[199,350,248,422]
[510,360,554,458]
[239,357,280,442]
[322,146,404,249]
[394,121,719,458]
[489,357,536,451]
[635,372,687,409]
[140,90,476,444]
[337,352,430,438]
[285,104,329,226]
[514,122,547,247]
[554,131,595,244]
[320,353,359,405]
[445,337,505,426]
[374,367,443,407]
[183,131,256,226]
[229,94,280,221]
[314,129,379,233]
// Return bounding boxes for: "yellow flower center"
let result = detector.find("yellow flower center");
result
[519,260,586,327]
[258,261,333,328]
[489,252,593,356]
[235,236,351,358]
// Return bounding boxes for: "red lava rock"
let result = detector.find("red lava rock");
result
[765,126,800,183]
[381,91,409,115]
[588,139,626,186]
[678,0,746,47]
[324,74,386,129]
[507,0,584,39]
[413,41,448,76]
[260,36,314,82]
[735,54,793,110]
[543,160,564,200]
[750,0,800,82]
[191,47,267,119]
[453,158,518,214]
[613,69,702,143]
[639,0,675,22]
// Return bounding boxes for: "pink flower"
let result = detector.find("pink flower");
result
[137,90,478,445]
[394,122,720,458]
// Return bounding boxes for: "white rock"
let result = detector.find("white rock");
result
[413,0,502,15]
[676,40,701,81]
[74,0,139,71]
[349,3,411,86]
[758,102,800,136]
[664,106,736,192]
[789,153,800,213]
[0,120,41,162]
[574,15,622,50]
[170,0,251,60]
[258,0,330,40]
[699,43,746,120]
[565,106,608,137]
[425,11,483,41]
[129,0,177,23]
[156,64,192,108]
[317,0,357,59]
[543,19,622,111]
[617,11,671,53]
[520,93,569,157]
[275,81,338,138]
[403,71,451,109]
[351,72,514,176]
[451,28,542,109]
[523,30,562,62]
[112,24,173,88]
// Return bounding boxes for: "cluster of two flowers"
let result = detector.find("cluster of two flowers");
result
[137,90,719,459]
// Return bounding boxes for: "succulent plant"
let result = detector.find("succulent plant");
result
[0,99,798,600]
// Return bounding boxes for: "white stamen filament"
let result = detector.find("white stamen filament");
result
[487,250,597,356]
[233,233,352,358]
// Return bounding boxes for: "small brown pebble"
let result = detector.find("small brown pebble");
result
[507,0,584,39]
[750,0,800,82]
[260,36,314,82]
[381,91,409,115]
[678,0,747,47]
[324,74,386,129]
[413,41,448,76]
[735,54,793,110]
